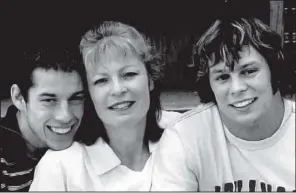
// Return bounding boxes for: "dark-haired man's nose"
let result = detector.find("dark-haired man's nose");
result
[54,102,73,124]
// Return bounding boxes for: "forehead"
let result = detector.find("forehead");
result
[85,50,145,74]
[209,46,266,71]
[30,68,83,97]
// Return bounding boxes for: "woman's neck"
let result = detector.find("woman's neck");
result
[105,118,150,171]
[223,92,285,141]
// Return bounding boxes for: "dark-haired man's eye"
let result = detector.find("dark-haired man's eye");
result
[41,98,56,103]
[69,96,85,105]
[41,98,57,106]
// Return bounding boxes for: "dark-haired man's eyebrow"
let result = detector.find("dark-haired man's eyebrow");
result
[39,93,56,98]
[69,91,85,100]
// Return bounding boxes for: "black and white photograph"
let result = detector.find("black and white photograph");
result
[1,0,295,191]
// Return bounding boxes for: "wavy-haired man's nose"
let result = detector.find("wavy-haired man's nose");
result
[229,75,248,97]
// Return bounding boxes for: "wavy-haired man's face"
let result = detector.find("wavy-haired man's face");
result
[208,45,276,127]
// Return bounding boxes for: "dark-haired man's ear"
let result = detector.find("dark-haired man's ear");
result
[149,78,154,91]
[11,84,26,111]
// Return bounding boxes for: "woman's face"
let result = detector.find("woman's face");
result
[85,53,152,128]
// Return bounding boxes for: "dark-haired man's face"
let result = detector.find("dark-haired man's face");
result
[21,68,84,150]
[209,45,275,127]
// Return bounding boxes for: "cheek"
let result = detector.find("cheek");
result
[128,77,150,108]
[141,86,151,111]
[141,83,151,97]
[89,88,106,110]
[141,88,151,105]
[27,110,50,130]
[71,105,84,119]
[248,73,273,97]
[210,81,227,101]
[134,76,150,94]
[256,67,272,87]
[258,76,272,93]
[28,103,49,120]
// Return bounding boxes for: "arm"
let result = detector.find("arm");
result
[29,151,67,191]
[151,127,198,191]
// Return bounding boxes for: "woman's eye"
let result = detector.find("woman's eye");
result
[94,78,108,85]
[123,72,138,78]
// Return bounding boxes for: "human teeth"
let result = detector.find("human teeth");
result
[50,127,71,134]
[111,102,131,109]
[233,99,254,108]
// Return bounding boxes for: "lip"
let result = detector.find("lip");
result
[46,123,76,135]
[108,101,135,110]
[229,97,257,109]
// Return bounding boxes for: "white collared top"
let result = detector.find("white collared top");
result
[29,110,180,191]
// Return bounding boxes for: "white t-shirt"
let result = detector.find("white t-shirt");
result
[29,110,180,191]
[152,99,295,191]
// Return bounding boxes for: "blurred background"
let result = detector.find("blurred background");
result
[1,0,294,116]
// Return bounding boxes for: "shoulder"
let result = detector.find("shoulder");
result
[170,102,218,129]
[0,125,19,142]
[158,110,182,129]
[30,143,88,191]
[0,125,12,142]
[0,126,19,154]
[38,142,86,167]
[0,124,27,159]
[282,98,295,130]
[0,106,20,141]
[284,98,295,113]
[164,102,221,143]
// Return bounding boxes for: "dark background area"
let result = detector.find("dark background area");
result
[0,0,270,100]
